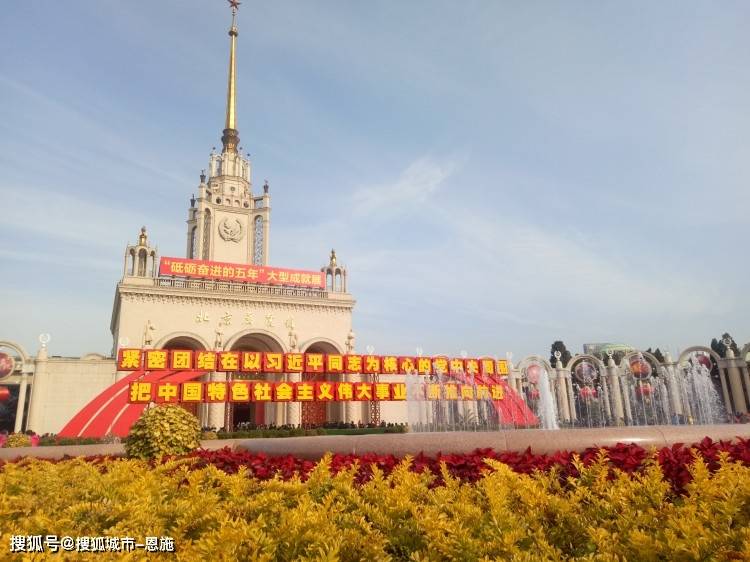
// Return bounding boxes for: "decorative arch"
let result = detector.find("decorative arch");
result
[137,249,147,276]
[225,329,286,353]
[301,338,345,426]
[516,355,554,374]
[622,350,663,370]
[0,340,30,364]
[225,330,286,428]
[300,337,344,354]
[155,332,211,351]
[565,354,606,372]
[677,345,722,366]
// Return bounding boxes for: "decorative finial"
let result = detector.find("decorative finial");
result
[190,194,196,208]
[263,180,269,194]
[138,226,148,246]
[221,0,240,153]
[329,249,337,267]
[200,169,206,183]
[38,333,51,349]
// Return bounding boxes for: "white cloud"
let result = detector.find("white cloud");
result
[350,156,459,217]
[0,186,183,253]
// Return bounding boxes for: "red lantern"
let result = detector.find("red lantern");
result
[526,364,541,385]
[629,356,652,380]
[529,388,540,400]
[579,386,597,399]
[574,361,596,384]
[635,383,652,397]
[696,354,712,370]
[0,386,10,402]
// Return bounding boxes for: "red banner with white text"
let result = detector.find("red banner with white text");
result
[159,257,325,288]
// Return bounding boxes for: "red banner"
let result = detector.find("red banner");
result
[128,381,508,404]
[159,257,325,289]
[118,349,511,377]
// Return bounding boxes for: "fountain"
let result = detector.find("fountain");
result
[678,352,725,425]
[403,345,742,433]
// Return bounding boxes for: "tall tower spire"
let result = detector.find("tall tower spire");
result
[221,0,241,153]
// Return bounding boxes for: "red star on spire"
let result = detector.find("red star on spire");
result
[228,0,241,9]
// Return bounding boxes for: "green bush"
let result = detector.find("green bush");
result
[38,436,103,447]
[124,404,201,460]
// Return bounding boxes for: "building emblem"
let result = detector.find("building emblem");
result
[218,217,244,242]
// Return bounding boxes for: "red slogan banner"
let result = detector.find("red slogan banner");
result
[159,257,325,288]
[118,349,511,377]
[128,381,506,404]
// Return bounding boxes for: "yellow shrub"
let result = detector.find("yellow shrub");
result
[124,404,201,460]
[0,453,748,560]
[2,433,31,448]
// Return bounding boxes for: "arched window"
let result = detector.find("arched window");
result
[253,216,264,265]
[189,226,198,259]
[202,211,211,259]
[137,249,147,276]
[128,249,135,276]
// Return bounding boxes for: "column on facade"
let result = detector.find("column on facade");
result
[556,366,570,423]
[508,367,522,399]
[607,357,625,426]
[286,372,301,427]
[14,370,29,433]
[344,373,358,424]
[465,373,478,427]
[207,371,226,430]
[724,349,748,415]
[619,364,633,425]
[716,361,733,417]
[275,374,286,427]
[662,353,684,420]
[740,360,750,412]
[26,347,49,434]
[565,371,577,423]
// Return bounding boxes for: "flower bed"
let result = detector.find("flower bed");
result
[1,440,749,560]
[185,436,750,494]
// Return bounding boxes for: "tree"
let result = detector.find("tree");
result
[549,341,572,367]
[645,348,665,363]
[710,332,741,358]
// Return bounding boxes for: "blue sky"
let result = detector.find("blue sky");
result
[1,1,748,359]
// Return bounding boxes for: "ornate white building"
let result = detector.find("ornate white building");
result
[0,5,373,435]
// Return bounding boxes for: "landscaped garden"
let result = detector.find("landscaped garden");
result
[2,405,749,559]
